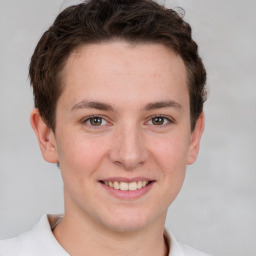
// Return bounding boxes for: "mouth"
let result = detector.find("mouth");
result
[100,180,152,191]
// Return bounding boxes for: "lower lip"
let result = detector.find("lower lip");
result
[100,182,154,200]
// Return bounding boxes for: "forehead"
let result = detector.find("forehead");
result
[60,41,188,108]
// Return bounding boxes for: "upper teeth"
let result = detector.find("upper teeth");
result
[103,181,149,191]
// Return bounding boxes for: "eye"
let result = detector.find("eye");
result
[83,115,108,127]
[148,115,173,126]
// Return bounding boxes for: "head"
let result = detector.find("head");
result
[29,0,206,233]
[29,0,206,132]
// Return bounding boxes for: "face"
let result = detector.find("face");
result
[32,41,204,232]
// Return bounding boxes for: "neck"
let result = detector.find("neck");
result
[53,210,168,256]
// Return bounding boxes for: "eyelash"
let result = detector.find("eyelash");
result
[82,115,109,128]
[82,114,174,128]
[146,115,174,126]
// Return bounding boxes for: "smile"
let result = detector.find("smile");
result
[102,181,150,191]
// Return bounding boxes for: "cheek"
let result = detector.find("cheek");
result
[148,135,189,210]
[56,134,108,180]
[150,133,190,171]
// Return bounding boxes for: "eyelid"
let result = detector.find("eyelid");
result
[146,114,175,126]
[81,115,111,127]
[81,114,175,128]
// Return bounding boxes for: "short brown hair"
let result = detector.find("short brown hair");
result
[29,0,207,131]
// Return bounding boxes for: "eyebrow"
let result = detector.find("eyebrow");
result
[71,100,114,111]
[144,100,182,111]
[71,100,182,112]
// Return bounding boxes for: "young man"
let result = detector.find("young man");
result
[0,0,210,255]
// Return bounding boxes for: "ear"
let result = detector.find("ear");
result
[187,112,205,165]
[30,108,59,163]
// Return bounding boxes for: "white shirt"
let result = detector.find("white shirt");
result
[0,215,211,256]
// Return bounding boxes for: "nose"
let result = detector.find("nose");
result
[108,123,149,170]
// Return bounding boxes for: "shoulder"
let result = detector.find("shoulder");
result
[0,229,38,256]
[165,230,212,256]
[0,214,67,256]
[179,243,212,256]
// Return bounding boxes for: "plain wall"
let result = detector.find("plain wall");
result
[0,1,255,255]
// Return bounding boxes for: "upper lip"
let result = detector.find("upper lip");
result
[99,177,154,183]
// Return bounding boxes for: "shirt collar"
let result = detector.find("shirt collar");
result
[164,229,185,256]
[30,214,69,256]
[36,215,185,256]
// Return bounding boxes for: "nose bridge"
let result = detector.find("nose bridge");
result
[109,121,148,170]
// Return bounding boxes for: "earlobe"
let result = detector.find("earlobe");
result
[187,112,205,165]
[30,108,59,163]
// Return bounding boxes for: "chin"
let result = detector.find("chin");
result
[100,208,164,233]
[107,220,149,232]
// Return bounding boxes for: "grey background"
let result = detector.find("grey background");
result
[0,0,255,255]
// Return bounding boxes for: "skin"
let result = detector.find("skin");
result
[31,41,204,256]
